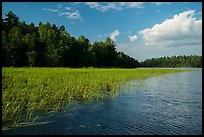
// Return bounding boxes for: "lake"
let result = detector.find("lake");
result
[2,69,202,135]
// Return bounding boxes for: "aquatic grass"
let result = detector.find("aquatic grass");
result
[2,67,190,129]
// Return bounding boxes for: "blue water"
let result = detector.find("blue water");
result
[2,69,202,135]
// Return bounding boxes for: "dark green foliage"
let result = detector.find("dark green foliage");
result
[2,11,139,68]
[140,55,202,68]
[3,11,201,68]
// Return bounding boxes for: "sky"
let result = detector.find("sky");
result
[2,2,202,61]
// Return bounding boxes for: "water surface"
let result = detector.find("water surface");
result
[2,69,202,135]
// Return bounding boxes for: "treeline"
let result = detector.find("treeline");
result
[140,55,202,68]
[2,11,140,68]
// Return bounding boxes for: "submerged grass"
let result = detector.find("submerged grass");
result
[2,67,189,129]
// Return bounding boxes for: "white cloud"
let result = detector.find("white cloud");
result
[86,2,102,11]
[117,39,202,62]
[119,2,144,8]
[43,4,82,20]
[109,30,120,41]
[65,7,71,10]
[129,35,138,42]
[85,2,144,12]
[138,10,202,48]
[66,10,81,19]
[58,10,81,19]
[42,8,58,12]
[151,2,172,6]
[72,2,81,6]
[85,2,120,12]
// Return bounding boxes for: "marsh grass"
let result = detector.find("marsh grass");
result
[2,67,189,129]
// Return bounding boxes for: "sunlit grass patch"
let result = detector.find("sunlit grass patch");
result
[2,67,189,129]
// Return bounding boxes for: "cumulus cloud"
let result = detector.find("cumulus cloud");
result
[85,2,144,12]
[58,10,81,19]
[66,10,81,19]
[129,35,138,42]
[138,10,202,47]
[109,30,120,41]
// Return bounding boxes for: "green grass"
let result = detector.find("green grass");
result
[2,67,190,129]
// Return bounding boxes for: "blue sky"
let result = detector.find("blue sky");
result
[2,2,202,61]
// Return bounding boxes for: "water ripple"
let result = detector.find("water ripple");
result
[2,71,202,135]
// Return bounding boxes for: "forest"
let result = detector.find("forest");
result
[2,11,140,68]
[2,11,202,68]
[140,55,202,68]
